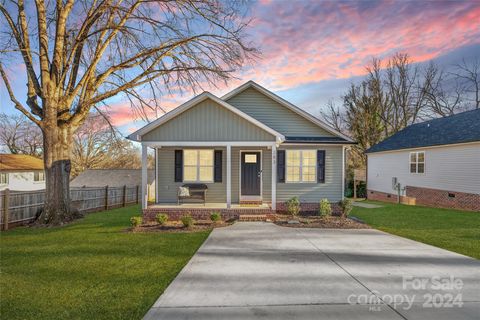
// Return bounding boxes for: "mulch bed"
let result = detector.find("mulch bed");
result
[274,215,370,229]
[129,220,234,233]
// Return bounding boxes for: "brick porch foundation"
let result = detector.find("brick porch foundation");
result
[275,202,342,216]
[143,201,344,222]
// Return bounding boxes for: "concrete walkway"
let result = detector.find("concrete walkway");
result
[144,223,480,320]
[352,201,383,208]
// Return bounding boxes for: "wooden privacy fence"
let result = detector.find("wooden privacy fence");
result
[0,185,140,230]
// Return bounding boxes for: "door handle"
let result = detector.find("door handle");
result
[257,170,262,178]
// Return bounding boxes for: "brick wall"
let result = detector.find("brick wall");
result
[143,207,274,223]
[368,187,480,211]
[406,186,480,212]
[367,190,400,204]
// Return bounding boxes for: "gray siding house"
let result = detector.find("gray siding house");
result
[129,81,354,211]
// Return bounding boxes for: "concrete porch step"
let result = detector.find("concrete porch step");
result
[238,214,269,222]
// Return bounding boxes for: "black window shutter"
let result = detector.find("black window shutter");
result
[174,150,183,182]
[214,150,222,182]
[277,150,285,183]
[317,150,325,183]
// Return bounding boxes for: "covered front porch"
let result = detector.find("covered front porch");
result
[140,141,280,212]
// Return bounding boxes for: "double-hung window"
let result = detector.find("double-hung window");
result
[34,171,45,182]
[183,150,214,182]
[286,150,316,183]
[410,151,425,174]
[0,173,8,185]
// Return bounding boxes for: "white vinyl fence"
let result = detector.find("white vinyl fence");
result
[0,185,139,230]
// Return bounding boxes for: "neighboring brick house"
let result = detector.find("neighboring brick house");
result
[366,109,480,211]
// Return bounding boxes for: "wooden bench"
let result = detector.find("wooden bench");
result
[177,184,208,205]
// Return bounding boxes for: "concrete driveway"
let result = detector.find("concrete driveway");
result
[144,222,480,320]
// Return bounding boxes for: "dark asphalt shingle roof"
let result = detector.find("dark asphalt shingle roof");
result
[367,109,480,153]
[285,136,355,144]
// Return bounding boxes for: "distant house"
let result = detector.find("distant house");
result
[71,169,156,201]
[0,154,45,191]
[366,109,480,211]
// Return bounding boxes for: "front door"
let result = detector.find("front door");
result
[241,152,261,197]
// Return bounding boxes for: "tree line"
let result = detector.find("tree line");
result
[321,53,479,173]
[0,112,152,177]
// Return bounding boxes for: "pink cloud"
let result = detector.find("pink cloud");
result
[239,1,480,90]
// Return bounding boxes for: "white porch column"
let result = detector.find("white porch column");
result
[271,144,277,210]
[155,148,159,203]
[141,144,148,209]
[226,145,232,208]
[342,146,346,200]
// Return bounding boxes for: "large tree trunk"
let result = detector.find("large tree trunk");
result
[39,125,74,225]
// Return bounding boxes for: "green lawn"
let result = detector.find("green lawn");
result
[351,201,480,259]
[0,205,210,320]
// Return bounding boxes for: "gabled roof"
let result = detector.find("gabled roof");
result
[221,80,354,143]
[128,91,284,142]
[367,109,480,153]
[0,154,44,171]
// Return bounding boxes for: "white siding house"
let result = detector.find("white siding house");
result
[0,154,45,191]
[367,109,480,211]
[368,142,480,195]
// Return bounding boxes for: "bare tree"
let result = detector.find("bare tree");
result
[70,113,121,177]
[0,0,257,224]
[0,113,43,157]
[320,100,345,133]
[422,62,464,117]
[451,58,480,110]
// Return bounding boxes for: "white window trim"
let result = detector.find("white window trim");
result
[409,151,425,174]
[33,171,45,183]
[285,150,317,183]
[183,149,214,183]
[0,172,8,185]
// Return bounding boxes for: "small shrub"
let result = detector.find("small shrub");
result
[285,196,300,216]
[130,216,142,227]
[181,214,194,228]
[319,199,332,216]
[210,211,221,222]
[339,199,353,218]
[155,213,168,225]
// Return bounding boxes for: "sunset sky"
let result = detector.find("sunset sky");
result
[2,0,480,136]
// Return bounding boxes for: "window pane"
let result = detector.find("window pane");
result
[302,166,316,182]
[184,166,197,181]
[410,153,417,163]
[417,163,425,173]
[302,167,316,182]
[302,150,316,166]
[287,150,300,166]
[245,154,257,163]
[418,152,425,162]
[199,166,213,181]
[199,150,213,166]
[184,150,197,165]
[410,163,417,173]
[286,166,300,182]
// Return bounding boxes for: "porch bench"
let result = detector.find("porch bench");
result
[178,184,208,205]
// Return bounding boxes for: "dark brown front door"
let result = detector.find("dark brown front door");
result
[241,152,261,196]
